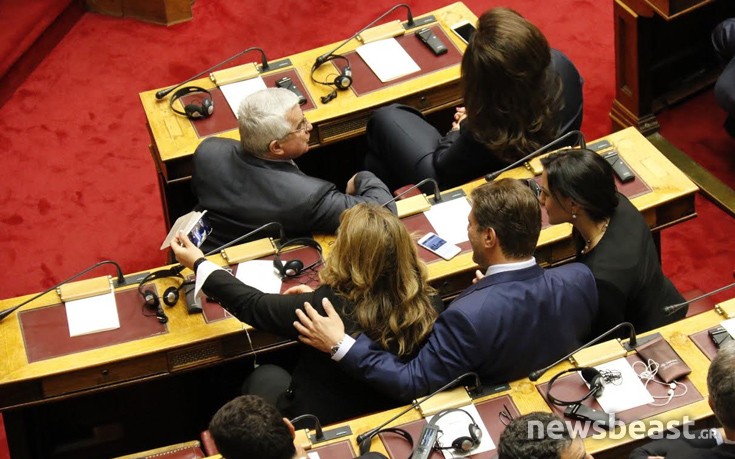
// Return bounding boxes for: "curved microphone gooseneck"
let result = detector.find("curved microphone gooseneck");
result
[0,260,126,322]
[155,47,270,100]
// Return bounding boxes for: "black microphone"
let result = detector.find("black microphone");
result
[484,130,586,182]
[155,47,269,100]
[313,4,414,69]
[290,414,324,441]
[0,260,127,322]
[528,322,641,382]
[355,372,481,450]
[664,282,735,315]
[381,178,442,208]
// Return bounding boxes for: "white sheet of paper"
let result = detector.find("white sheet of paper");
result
[235,260,282,294]
[721,318,735,338]
[355,38,420,82]
[219,76,267,117]
[423,197,472,244]
[590,358,654,413]
[427,404,495,458]
[306,452,321,459]
[65,287,120,337]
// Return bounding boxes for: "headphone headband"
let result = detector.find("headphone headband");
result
[273,238,323,279]
[170,86,214,119]
[430,408,482,453]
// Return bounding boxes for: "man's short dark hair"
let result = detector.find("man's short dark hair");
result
[498,412,573,459]
[209,395,295,459]
[708,341,735,430]
[470,178,542,259]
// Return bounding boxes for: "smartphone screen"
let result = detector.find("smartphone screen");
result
[188,215,212,248]
[418,232,461,260]
[452,22,476,44]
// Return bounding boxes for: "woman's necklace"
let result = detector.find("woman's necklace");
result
[581,218,610,254]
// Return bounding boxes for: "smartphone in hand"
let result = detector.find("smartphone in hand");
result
[418,232,461,260]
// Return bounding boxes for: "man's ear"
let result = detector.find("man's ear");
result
[484,227,497,248]
[284,417,296,439]
[269,139,286,158]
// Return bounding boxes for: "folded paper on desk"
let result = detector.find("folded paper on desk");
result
[65,285,120,337]
[590,357,653,413]
[355,38,420,82]
[219,76,267,118]
[423,197,471,244]
[235,260,282,294]
[635,336,691,383]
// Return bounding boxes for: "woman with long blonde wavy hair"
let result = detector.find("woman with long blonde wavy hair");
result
[172,203,443,425]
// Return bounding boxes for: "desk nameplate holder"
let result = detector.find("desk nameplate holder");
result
[396,194,431,218]
[571,339,627,368]
[220,238,277,265]
[210,58,295,86]
[716,301,735,319]
[58,276,113,302]
[416,386,472,417]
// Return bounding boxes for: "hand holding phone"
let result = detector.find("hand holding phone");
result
[418,232,461,260]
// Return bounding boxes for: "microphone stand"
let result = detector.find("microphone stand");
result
[155,47,270,100]
[355,372,481,451]
[528,322,645,382]
[0,260,126,322]
[484,130,586,182]
[664,282,735,315]
[381,178,442,208]
[313,4,414,69]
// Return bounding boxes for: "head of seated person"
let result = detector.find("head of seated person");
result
[709,341,735,440]
[209,394,303,459]
[498,412,593,459]
[539,148,618,232]
[238,87,312,161]
[462,7,563,162]
[321,202,438,356]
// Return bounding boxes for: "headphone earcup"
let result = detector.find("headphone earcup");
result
[452,436,475,453]
[142,289,160,310]
[162,286,180,307]
[334,67,352,90]
[581,367,604,398]
[283,259,304,277]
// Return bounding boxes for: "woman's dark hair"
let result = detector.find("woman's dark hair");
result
[540,148,619,221]
[462,7,562,162]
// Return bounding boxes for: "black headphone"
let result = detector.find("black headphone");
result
[311,55,352,103]
[430,408,482,454]
[272,238,323,279]
[170,86,214,120]
[138,268,187,323]
[358,427,413,456]
[546,367,606,407]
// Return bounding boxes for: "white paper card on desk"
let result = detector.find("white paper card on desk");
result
[219,76,267,118]
[721,318,735,338]
[427,404,495,458]
[306,452,321,459]
[589,357,653,413]
[235,260,282,294]
[355,38,420,82]
[65,287,120,337]
[424,197,471,244]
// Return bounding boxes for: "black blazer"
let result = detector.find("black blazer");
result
[203,269,444,425]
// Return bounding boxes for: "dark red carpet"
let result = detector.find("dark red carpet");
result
[0,0,733,456]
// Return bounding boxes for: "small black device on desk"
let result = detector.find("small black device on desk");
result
[602,150,635,183]
[416,27,447,55]
[710,326,733,348]
[276,76,307,105]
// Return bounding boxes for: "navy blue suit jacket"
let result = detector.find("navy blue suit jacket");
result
[339,263,598,401]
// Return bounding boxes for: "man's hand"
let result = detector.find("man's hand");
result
[283,284,314,295]
[170,232,205,270]
[472,269,484,284]
[293,298,346,354]
[346,174,358,195]
[451,106,467,131]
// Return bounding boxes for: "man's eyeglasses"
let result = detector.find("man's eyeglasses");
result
[290,117,311,135]
[499,404,515,427]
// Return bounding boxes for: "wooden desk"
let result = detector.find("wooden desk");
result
[611,0,735,134]
[140,2,476,228]
[299,298,735,459]
[317,127,698,299]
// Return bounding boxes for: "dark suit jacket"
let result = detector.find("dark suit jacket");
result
[202,270,444,425]
[192,137,395,251]
[339,263,598,401]
[577,194,685,335]
[629,434,735,458]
